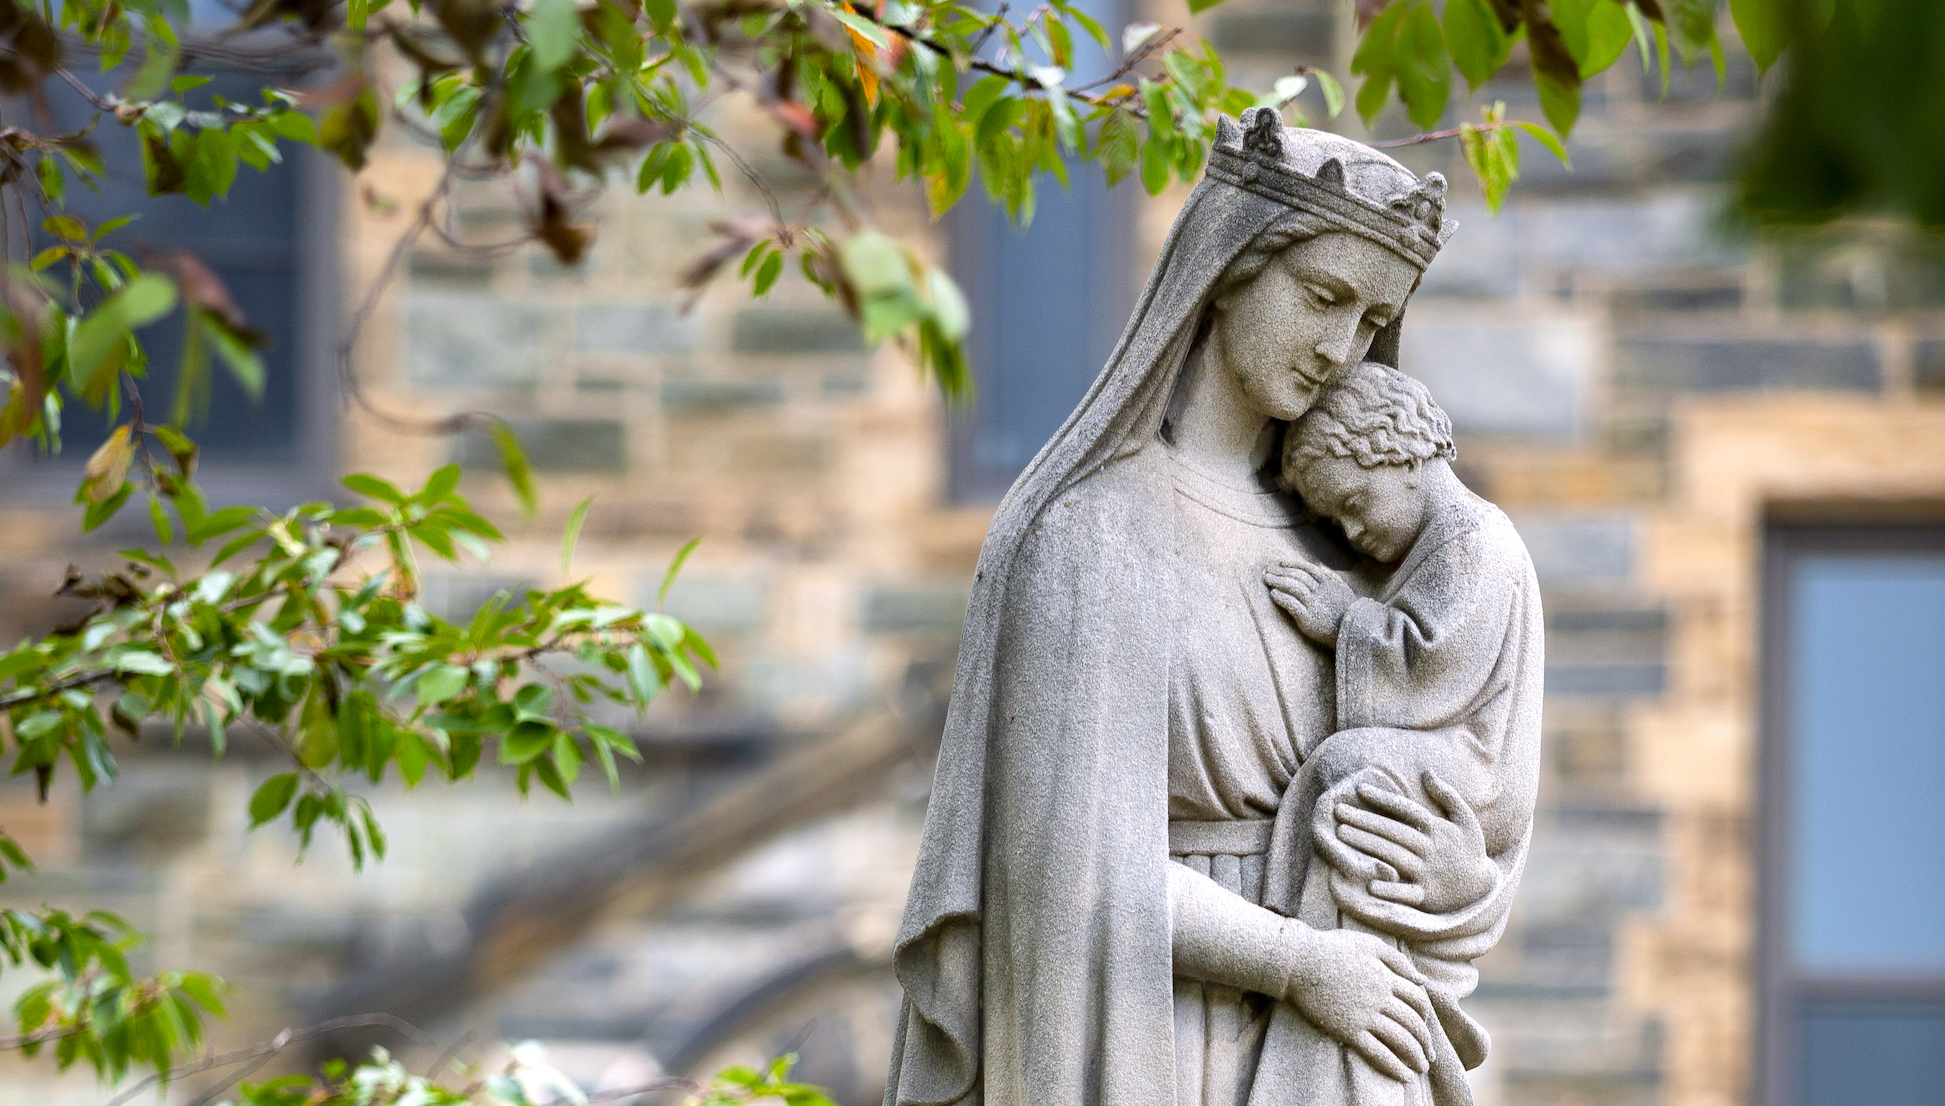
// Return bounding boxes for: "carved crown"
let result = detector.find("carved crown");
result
[1206,107,1454,270]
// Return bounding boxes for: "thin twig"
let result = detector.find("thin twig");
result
[1068,26,1182,93]
[1370,125,1468,149]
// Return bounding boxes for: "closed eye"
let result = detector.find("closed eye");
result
[1303,283,1338,308]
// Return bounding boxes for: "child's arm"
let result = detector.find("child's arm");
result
[1265,562,1359,647]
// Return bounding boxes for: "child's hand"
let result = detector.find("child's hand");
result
[1265,562,1356,646]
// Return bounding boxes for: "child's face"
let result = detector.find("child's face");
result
[1286,453,1428,562]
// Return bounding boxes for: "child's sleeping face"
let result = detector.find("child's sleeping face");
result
[1285,453,1427,563]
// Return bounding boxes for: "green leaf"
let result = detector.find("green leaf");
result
[125,30,179,101]
[83,483,135,531]
[491,420,539,519]
[927,269,970,342]
[753,249,785,296]
[500,720,555,765]
[624,642,662,704]
[830,7,889,49]
[562,495,592,577]
[1351,1,1408,126]
[415,664,469,705]
[659,536,701,604]
[1097,110,1140,187]
[1186,0,1229,11]
[528,0,582,71]
[1729,0,1786,72]
[342,473,407,504]
[68,274,178,392]
[1510,120,1572,166]
[1534,73,1581,137]
[42,215,85,241]
[419,463,462,504]
[1395,3,1452,128]
[248,773,299,828]
[1445,0,1514,89]
[1312,69,1346,118]
[1140,136,1171,195]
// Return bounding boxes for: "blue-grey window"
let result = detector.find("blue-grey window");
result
[1762,524,1945,1106]
[947,0,1133,501]
[10,59,335,502]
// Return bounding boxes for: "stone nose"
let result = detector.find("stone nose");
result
[1313,316,1362,370]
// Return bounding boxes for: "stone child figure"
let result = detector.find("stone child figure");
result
[1247,360,1546,1100]
[886,110,1543,1106]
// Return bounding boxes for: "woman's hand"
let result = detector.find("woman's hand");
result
[1328,772,1497,915]
[1285,926,1436,1082]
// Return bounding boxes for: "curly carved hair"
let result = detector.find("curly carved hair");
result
[1283,361,1456,475]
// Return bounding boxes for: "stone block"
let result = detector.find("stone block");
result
[1608,280,1743,313]
[659,578,768,633]
[730,308,865,354]
[1631,126,1741,184]
[1209,10,1335,56]
[408,290,561,387]
[1612,335,1880,394]
[1546,663,1666,697]
[1518,195,1747,278]
[1416,207,1521,299]
[80,770,211,859]
[1511,514,1635,582]
[1544,604,1668,699]
[861,584,968,633]
[576,303,695,354]
[408,251,496,288]
[1400,311,1596,438]
[454,417,628,472]
[660,379,786,411]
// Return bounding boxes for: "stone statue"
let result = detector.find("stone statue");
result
[886,110,1544,1106]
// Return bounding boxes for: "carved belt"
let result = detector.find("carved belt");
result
[1167,819,1275,856]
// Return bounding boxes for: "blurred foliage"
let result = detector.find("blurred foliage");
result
[1740,0,1945,227]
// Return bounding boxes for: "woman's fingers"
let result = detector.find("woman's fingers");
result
[1352,1029,1418,1083]
[1373,942,1428,987]
[1383,996,1436,1060]
[1354,783,1437,831]
[1369,879,1425,906]
[1336,802,1432,856]
[1364,1017,1430,1076]
[1336,824,1425,879]
[1390,973,1436,1027]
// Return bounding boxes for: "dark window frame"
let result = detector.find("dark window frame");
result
[0,68,342,519]
[1757,519,1945,1106]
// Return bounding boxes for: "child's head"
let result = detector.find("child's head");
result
[1280,361,1456,562]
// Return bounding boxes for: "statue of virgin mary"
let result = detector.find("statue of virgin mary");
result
[885,111,1542,1106]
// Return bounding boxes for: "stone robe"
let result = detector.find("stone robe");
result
[883,121,1534,1106]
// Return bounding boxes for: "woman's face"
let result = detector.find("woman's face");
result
[1213,232,1419,421]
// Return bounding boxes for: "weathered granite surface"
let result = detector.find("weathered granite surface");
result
[887,114,1543,1106]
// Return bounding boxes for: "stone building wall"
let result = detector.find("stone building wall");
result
[4,2,1945,1103]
